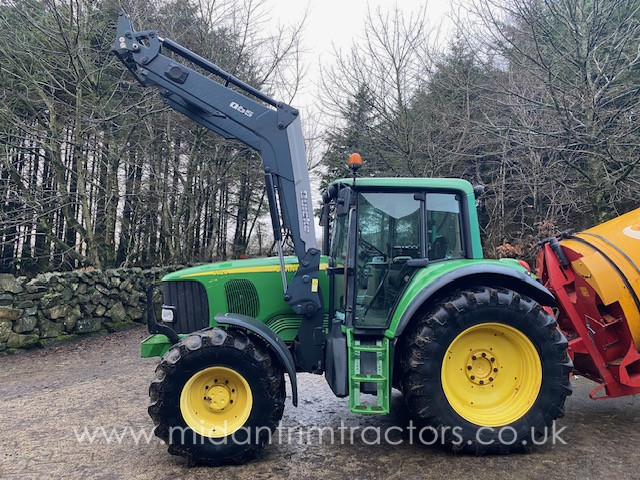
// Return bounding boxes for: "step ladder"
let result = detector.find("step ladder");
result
[347,330,390,414]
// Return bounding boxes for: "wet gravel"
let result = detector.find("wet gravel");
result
[1,326,639,479]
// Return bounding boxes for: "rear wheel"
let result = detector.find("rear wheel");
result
[149,328,285,465]
[400,287,572,453]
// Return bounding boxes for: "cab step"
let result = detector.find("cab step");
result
[347,330,390,414]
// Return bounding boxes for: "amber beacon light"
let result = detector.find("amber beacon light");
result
[348,152,363,174]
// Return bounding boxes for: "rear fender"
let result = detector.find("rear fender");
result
[215,313,298,406]
[391,264,556,339]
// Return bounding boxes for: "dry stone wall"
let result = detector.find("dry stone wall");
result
[0,266,184,352]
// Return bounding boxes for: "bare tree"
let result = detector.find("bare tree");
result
[0,0,306,274]
[460,0,640,223]
[320,4,438,178]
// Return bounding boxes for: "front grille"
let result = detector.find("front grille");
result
[224,279,260,318]
[163,281,209,333]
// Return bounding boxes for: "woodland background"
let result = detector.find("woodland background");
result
[1,0,639,275]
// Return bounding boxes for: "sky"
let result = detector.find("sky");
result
[265,1,455,241]
[268,0,454,111]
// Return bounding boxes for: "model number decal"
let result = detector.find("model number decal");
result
[229,101,254,117]
[300,190,311,234]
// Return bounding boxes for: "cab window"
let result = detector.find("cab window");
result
[427,193,463,260]
[355,192,421,327]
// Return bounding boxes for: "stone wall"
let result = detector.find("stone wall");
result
[0,266,183,353]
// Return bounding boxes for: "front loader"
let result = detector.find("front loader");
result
[113,13,574,465]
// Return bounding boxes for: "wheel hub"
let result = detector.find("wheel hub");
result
[205,384,232,411]
[466,349,498,385]
[180,366,253,438]
[441,322,542,427]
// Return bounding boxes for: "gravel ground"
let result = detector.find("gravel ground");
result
[1,326,639,479]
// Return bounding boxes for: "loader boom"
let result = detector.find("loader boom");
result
[112,12,324,372]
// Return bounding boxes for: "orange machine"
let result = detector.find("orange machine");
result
[537,208,640,398]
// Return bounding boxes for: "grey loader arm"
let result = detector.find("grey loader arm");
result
[113,12,325,373]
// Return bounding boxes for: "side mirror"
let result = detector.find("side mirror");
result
[336,187,353,218]
[473,185,485,207]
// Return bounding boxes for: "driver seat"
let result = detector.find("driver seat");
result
[430,236,448,260]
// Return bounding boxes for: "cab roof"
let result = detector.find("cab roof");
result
[330,177,474,194]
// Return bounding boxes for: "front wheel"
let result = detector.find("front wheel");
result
[148,328,285,465]
[400,287,572,453]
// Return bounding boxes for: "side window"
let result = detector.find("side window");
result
[330,212,348,268]
[427,193,464,260]
[394,209,421,257]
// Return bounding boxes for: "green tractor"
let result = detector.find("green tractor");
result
[114,13,572,465]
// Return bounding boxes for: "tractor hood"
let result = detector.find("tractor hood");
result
[161,255,314,281]
[156,256,331,346]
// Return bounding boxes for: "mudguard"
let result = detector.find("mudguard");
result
[393,264,557,338]
[215,313,299,406]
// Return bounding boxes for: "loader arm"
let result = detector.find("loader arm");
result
[113,12,324,372]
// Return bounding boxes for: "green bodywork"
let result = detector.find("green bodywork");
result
[141,256,527,357]
[162,255,330,339]
[141,332,187,357]
[141,255,330,357]
[384,257,524,339]
[141,177,529,415]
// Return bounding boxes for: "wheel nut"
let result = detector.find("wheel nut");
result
[472,355,477,360]
[479,380,484,385]
[489,377,494,382]
[494,368,498,372]
[467,365,472,370]
[490,357,495,362]
[482,352,486,357]
[470,375,475,380]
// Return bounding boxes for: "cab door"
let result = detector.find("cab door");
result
[352,190,466,329]
[353,191,423,328]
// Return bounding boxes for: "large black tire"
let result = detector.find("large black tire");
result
[400,286,572,454]
[149,327,285,465]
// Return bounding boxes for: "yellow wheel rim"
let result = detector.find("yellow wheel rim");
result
[180,366,253,438]
[441,322,542,427]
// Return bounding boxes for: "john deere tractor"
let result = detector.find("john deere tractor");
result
[114,13,572,465]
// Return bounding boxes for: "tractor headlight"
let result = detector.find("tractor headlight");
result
[161,307,174,323]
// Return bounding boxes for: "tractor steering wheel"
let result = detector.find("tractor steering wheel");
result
[360,238,384,257]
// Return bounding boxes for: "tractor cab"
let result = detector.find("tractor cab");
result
[322,177,477,331]
[320,177,484,413]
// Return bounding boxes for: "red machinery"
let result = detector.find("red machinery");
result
[537,208,640,399]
